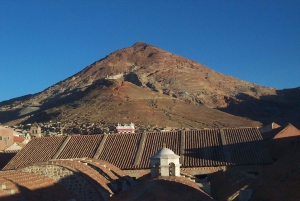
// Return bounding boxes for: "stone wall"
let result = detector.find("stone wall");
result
[21,164,104,201]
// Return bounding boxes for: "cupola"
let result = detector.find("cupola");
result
[150,143,181,178]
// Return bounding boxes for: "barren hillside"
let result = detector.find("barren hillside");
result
[1,42,299,128]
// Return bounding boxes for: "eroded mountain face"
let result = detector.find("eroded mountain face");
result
[1,42,299,128]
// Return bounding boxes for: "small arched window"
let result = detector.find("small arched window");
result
[169,162,175,176]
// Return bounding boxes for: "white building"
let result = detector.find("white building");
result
[150,143,181,178]
[116,123,135,133]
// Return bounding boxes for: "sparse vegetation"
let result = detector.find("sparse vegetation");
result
[1,42,299,128]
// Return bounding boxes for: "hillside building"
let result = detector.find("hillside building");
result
[259,122,281,133]
[29,122,42,138]
[116,122,135,133]
[260,122,300,159]
[0,126,14,151]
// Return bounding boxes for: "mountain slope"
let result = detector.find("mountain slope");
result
[0,42,298,128]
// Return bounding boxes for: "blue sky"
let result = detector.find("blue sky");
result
[1,0,299,102]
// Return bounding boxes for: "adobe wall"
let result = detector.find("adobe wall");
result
[0,128,14,151]
[20,164,105,201]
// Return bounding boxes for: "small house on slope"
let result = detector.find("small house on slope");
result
[116,123,135,133]
[29,122,42,138]
[0,126,14,151]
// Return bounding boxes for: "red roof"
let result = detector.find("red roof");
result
[3,128,272,171]
[247,147,300,200]
[262,124,300,159]
[13,136,24,143]
[0,170,76,200]
[109,175,214,201]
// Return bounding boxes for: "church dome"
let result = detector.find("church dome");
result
[151,147,180,159]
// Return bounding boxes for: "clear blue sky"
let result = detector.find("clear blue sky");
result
[1,1,299,102]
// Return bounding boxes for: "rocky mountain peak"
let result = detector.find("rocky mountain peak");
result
[132,41,150,48]
[1,42,299,128]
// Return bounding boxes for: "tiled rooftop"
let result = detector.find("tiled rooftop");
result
[261,123,300,159]
[13,136,24,143]
[248,147,300,200]
[81,158,128,178]
[3,128,273,171]
[98,133,140,169]
[52,159,114,195]
[3,136,66,170]
[209,166,259,200]
[58,134,104,159]
[17,158,135,199]
[223,128,272,165]
[261,126,285,140]
[108,175,214,201]
[184,129,226,167]
[136,131,181,168]
[0,170,75,201]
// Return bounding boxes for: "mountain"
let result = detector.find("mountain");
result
[1,42,299,128]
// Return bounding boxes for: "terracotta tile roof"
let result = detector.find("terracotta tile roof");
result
[80,158,128,180]
[0,170,75,201]
[13,136,24,143]
[184,129,226,167]
[136,131,181,169]
[16,158,134,200]
[108,175,214,201]
[223,127,272,165]
[82,158,128,178]
[51,159,114,195]
[98,133,141,169]
[261,123,300,159]
[81,159,119,180]
[3,128,272,171]
[16,142,25,148]
[261,123,300,141]
[247,147,300,200]
[3,136,67,170]
[58,134,104,159]
[209,166,260,201]
[261,126,285,140]
[1,150,19,153]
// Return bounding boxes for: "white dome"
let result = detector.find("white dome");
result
[151,147,180,159]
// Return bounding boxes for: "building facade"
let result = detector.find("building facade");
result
[29,122,42,138]
[116,123,135,133]
[0,126,14,151]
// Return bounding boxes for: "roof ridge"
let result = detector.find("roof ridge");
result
[93,134,108,159]
[219,128,232,165]
[134,132,147,166]
[52,135,71,159]
[180,130,185,164]
[274,124,293,138]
